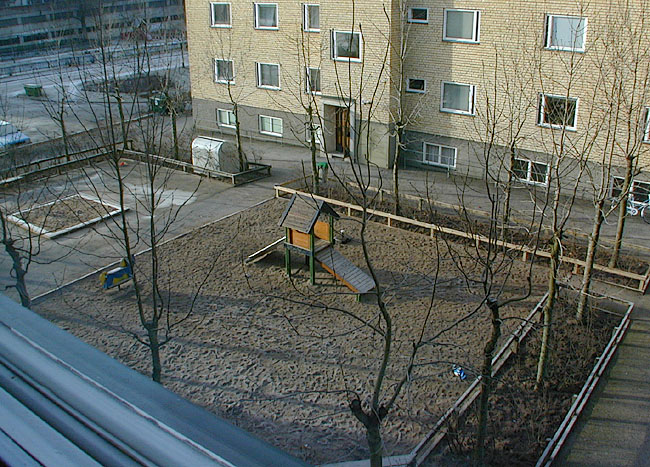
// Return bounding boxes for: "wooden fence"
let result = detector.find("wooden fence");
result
[274,185,650,293]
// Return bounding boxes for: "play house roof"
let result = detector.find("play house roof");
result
[278,193,339,234]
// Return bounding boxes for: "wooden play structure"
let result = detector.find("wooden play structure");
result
[100,257,134,290]
[278,193,375,294]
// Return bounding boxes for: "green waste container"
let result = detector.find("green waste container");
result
[149,93,168,114]
[316,161,328,182]
[24,84,43,97]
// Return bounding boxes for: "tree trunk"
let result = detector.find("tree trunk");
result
[367,422,382,467]
[503,145,516,227]
[171,109,179,160]
[576,200,604,321]
[308,106,319,195]
[3,239,30,309]
[393,126,403,216]
[234,103,246,172]
[475,298,500,464]
[609,157,633,268]
[148,325,162,383]
[536,235,560,390]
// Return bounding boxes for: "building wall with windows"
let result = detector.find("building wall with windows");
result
[0,0,185,58]
[186,0,650,196]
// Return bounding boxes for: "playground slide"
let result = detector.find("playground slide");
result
[315,246,375,294]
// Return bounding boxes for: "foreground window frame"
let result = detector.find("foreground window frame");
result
[443,9,480,43]
[305,66,321,94]
[332,30,362,62]
[440,81,476,115]
[256,62,281,90]
[259,115,283,136]
[214,59,234,84]
[210,2,231,28]
[538,93,578,130]
[611,176,650,203]
[545,14,587,52]
[254,3,278,30]
[512,158,549,185]
[303,4,319,32]
[216,108,236,128]
[423,142,457,169]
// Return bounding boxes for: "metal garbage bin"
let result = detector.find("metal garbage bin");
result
[24,84,43,97]
[316,161,328,182]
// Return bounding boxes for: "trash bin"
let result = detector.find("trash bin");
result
[316,161,328,182]
[149,93,168,114]
[24,84,43,97]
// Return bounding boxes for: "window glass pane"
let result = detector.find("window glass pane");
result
[257,4,277,27]
[440,147,455,166]
[550,16,585,49]
[272,118,282,134]
[611,177,625,198]
[308,68,320,92]
[512,159,529,179]
[306,5,319,30]
[409,8,427,22]
[543,95,576,127]
[259,64,279,87]
[216,60,233,81]
[442,83,470,112]
[632,181,650,202]
[336,32,360,58]
[408,79,425,91]
[211,3,230,25]
[260,117,271,132]
[531,162,548,183]
[446,10,475,40]
[424,144,439,163]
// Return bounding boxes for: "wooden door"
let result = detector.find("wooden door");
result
[335,107,350,155]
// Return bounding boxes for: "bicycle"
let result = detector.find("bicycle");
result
[610,194,650,224]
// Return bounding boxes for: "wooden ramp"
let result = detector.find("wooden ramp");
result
[316,246,375,294]
[245,238,284,264]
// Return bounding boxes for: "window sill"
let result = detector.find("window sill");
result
[210,24,232,28]
[443,38,479,44]
[440,108,475,116]
[406,89,426,94]
[422,160,455,170]
[215,80,235,85]
[538,123,577,132]
[257,85,281,91]
[544,46,585,53]
[515,177,548,187]
[407,20,429,24]
[255,26,279,30]
[304,28,320,33]
[333,57,362,63]
[218,124,236,129]
[260,131,282,137]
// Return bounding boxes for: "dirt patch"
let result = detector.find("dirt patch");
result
[34,198,612,464]
[11,195,119,235]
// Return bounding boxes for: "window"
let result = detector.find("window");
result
[644,107,650,143]
[441,82,476,115]
[545,15,587,52]
[539,93,578,130]
[214,59,234,83]
[259,115,283,136]
[305,123,322,145]
[210,2,231,27]
[256,62,280,89]
[443,9,480,43]
[254,3,278,29]
[304,4,319,32]
[408,7,428,24]
[513,158,549,185]
[611,177,650,203]
[217,109,236,128]
[423,143,456,168]
[332,31,362,62]
[406,78,426,93]
[306,67,321,93]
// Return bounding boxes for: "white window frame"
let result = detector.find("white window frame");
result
[422,143,457,169]
[259,115,283,137]
[611,176,650,203]
[538,93,578,130]
[305,122,322,145]
[209,2,231,28]
[545,14,587,52]
[256,62,281,90]
[254,3,278,30]
[443,9,480,43]
[214,59,234,84]
[407,7,429,24]
[217,108,236,128]
[406,78,426,93]
[332,30,362,62]
[512,158,549,186]
[440,81,476,115]
[644,106,650,143]
[303,4,319,32]
[305,66,321,94]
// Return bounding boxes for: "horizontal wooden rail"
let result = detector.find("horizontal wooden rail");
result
[275,185,648,289]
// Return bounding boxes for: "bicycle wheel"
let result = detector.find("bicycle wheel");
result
[642,206,650,224]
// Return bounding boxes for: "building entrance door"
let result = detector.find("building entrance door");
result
[335,107,350,155]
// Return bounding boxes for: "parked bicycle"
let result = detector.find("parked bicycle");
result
[610,194,650,224]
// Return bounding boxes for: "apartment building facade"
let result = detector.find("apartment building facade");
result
[186,0,650,198]
[0,0,185,58]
